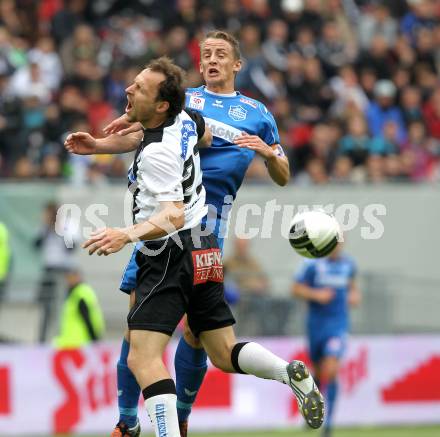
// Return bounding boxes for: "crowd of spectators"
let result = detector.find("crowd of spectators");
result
[0,0,439,184]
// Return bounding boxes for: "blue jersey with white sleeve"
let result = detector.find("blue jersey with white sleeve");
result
[185,86,280,239]
[294,254,357,336]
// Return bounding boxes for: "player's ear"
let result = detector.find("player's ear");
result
[233,59,242,74]
[156,101,169,114]
[199,62,203,74]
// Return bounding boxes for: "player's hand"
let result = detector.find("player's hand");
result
[314,288,335,305]
[82,227,131,256]
[103,114,142,136]
[234,133,276,160]
[64,132,97,155]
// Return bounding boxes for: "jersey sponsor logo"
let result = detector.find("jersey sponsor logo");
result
[192,248,224,285]
[204,118,242,143]
[180,120,197,159]
[212,99,224,108]
[239,97,257,109]
[188,95,205,110]
[228,105,247,121]
[186,90,203,97]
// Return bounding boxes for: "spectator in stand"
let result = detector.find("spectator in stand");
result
[400,119,439,181]
[400,0,438,46]
[366,80,406,143]
[400,86,424,125]
[358,3,398,49]
[339,115,373,167]
[224,238,268,296]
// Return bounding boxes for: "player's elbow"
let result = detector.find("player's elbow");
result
[277,174,290,186]
[170,208,185,230]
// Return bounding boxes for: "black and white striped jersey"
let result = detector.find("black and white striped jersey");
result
[127,109,207,239]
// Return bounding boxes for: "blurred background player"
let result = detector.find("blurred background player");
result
[69,30,291,436]
[0,221,11,304]
[292,242,361,437]
[53,268,105,349]
[33,201,79,343]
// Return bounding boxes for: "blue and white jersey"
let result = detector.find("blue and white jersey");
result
[185,86,280,238]
[294,254,357,335]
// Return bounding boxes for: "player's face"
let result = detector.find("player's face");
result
[200,38,242,90]
[125,69,168,124]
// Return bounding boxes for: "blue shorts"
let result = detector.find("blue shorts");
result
[308,331,347,364]
[119,237,224,294]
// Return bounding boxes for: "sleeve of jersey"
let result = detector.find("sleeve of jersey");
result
[258,104,281,146]
[138,147,183,202]
[294,261,315,286]
[186,109,206,139]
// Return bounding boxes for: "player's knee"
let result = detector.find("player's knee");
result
[183,323,202,348]
[207,344,234,372]
[126,350,138,374]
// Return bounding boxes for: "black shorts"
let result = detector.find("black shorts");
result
[127,229,235,337]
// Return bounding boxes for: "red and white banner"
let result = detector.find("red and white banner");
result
[1,335,440,434]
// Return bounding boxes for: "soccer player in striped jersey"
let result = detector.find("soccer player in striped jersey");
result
[68,32,324,436]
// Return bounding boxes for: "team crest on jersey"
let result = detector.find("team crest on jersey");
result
[188,95,205,110]
[239,97,257,109]
[228,105,247,121]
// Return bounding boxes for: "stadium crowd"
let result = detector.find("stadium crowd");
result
[0,0,439,184]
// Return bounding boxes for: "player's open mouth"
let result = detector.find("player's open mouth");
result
[125,100,132,113]
[208,68,219,76]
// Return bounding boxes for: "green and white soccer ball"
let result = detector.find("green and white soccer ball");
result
[289,210,341,258]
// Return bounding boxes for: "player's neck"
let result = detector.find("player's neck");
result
[141,114,169,130]
[205,82,236,95]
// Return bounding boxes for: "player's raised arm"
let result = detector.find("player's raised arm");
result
[234,133,290,186]
[64,131,143,155]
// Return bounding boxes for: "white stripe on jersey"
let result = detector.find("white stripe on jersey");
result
[128,110,207,240]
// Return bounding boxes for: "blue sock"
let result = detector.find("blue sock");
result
[325,380,338,430]
[117,338,141,428]
[175,336,208,423]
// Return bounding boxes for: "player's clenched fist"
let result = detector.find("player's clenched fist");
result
[64,132,97,155]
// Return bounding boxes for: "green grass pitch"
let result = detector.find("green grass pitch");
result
[27,425,440,437]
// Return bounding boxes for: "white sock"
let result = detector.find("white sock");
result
[144,393,180,437]
[236,342,315,395]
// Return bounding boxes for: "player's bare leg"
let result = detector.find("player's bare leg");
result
[175,318,205,437]
[200,326,325,429]
[315,356,340,437]
[128,330,181,437]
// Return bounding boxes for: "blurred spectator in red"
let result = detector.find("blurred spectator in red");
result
[423,87,440,139]
[400,119,438,181]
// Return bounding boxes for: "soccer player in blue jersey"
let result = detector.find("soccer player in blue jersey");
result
[292,243,361,437]
[68,31,323,436]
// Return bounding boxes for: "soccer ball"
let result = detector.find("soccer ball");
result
[289,210,341,258]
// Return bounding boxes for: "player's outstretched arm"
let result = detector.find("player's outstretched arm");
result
[64,131,142,155]
[348,279,361,307]
[82,201,184,256]
[234,133,290,186]
[292,282,335,305]
[265,144,290,186]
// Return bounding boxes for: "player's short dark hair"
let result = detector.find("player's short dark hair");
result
[146,57,185,119]
[202,30,241,60]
